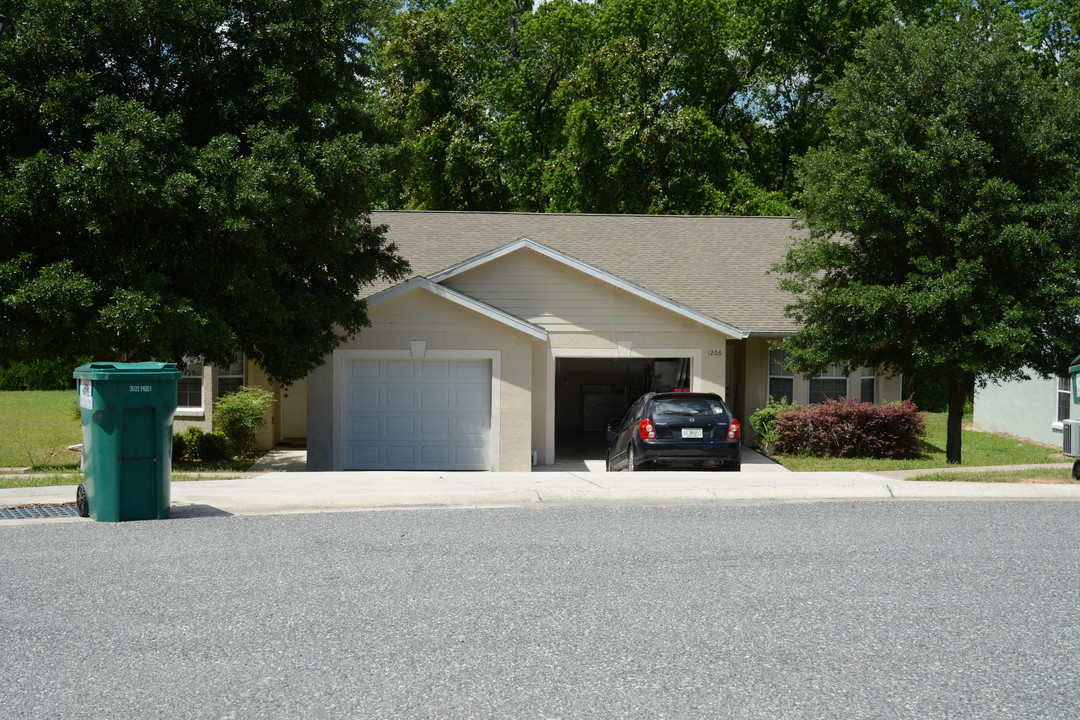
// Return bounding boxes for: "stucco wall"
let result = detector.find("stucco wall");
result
[306,289,536,472]
[974,376,1065,448]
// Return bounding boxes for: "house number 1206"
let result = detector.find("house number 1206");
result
[708,350,722,357]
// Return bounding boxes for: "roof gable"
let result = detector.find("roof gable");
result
[431,238,749,339]
[367,211,805,335]
[365,276,549,340]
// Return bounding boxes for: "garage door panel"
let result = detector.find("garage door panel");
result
[420,416,450,436]
[385,416,416,436]
[454,388,487,411]
[385,386,416,409]
[348,359,381,379]
[342,358,491,470]
[454,360,487,380]
[454,416,487,437]
[348,445,380,467]
[385,445,418,465]
[386,360,416,378]
[421,361,450,379]
[454,446,487,466]
[420,387,451,410]
[420,446,450,465]
[345,414,375,437]
[347,386,380,411]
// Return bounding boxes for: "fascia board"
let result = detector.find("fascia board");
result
[365,277,549,341]
[429,237,750,339]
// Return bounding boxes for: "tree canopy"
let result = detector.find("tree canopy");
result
[776,3,1080,463]
[371,0,898,214]
[0,0,408,384]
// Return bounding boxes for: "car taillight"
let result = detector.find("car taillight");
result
[639,418,656,440]
[727,418,741,440]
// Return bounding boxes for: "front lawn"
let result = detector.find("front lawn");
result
[0,390,252,489]
[0,390,81,470]
[905,467,1076,483]
[773,412,1068,472]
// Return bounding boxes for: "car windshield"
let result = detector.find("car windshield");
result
[652,398,725,417]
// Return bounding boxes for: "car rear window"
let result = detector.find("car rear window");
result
[652,398,726,417]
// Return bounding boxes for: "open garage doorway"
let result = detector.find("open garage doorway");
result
[553,357,691,468]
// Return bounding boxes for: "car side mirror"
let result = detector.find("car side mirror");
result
[605,421,618,443]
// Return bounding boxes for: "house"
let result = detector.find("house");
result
[973,374,1073,448]
[290,211,905,472]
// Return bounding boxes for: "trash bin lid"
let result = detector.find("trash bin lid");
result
[73,361,182,380]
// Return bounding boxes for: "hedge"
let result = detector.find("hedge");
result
[774,397,926,459]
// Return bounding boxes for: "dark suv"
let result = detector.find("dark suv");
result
[605,392,741,472]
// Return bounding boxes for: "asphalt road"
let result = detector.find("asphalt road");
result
[3,501,1079,719]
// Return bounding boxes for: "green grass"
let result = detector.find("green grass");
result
[0,390,82,470]
[0,471,249,490]
[773,412,1069,472]
[906,467,1077,483]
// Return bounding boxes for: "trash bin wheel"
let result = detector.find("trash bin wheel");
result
[76,483,89,518]
[1073,459,1080,483]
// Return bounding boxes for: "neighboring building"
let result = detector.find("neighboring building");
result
[295,211,904,471]
[973,374,1072,448]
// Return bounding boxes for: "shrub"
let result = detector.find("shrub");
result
[212,385,275,457]
[181,426,205,458]
[172,432,188,462]
[774,397,926,459]
[0,357,89,390]
[196,431,230,463]
[750,396,793,448]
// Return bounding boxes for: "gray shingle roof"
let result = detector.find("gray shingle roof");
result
[366,210,805,335]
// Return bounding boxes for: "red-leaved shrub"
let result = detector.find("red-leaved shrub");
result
[774,397,926,458]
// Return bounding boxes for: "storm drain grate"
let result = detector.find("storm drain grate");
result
[0,504,79,520]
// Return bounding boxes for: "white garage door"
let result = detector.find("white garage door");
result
[342,358,492,470]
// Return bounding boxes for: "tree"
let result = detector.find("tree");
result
[0,0,408,385]
[372,0,894,214]
[776,4,1080,463]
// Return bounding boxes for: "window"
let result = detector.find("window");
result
[809,364,848,404]
[216,352,245,398]
[177,361,203,409]
[860,367,876,404]
[768,349,794,402]
[1058,376,1071,423]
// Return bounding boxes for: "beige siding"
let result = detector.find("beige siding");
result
[445,249,708,338]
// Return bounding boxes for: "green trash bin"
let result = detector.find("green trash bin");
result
[73,362,182,522]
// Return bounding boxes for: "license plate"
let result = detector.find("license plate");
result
[681,428,703,439]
